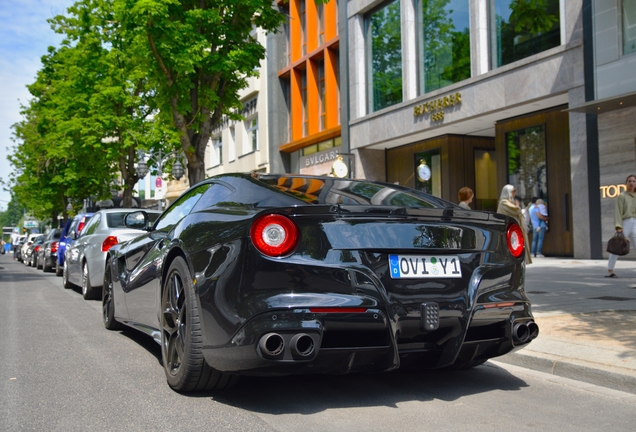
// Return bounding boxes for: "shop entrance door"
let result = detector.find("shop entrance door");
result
[496,106,573,257]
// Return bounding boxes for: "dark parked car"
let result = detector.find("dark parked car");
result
[103,173,538,392]
[56,213,93,276]
[37,229,62,272]
[63,208,161,299]
[24,235,44,267]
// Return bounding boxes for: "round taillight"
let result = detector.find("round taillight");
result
[250,214,299,257]
[506,223,525,258]
[102,236,119,252]
[50,242,58,253]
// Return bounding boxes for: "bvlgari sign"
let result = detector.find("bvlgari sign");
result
[302,148,339,168]
[413,92,462,121]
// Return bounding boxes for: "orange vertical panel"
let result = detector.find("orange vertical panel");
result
[325,48,339,129]
[290,0,301,62]
[307,59,319,136]
[291,68,303,141]
[307,0,317,53]
[324,0,336,41]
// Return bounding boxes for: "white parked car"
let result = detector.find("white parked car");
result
[63,208,161,299]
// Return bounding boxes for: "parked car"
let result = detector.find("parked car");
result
[25,235,45,267]
[103,173,538,392]
[56,213,93,276]
[37,229,62,272]
[63,208,161,299]
[20,234,42,264]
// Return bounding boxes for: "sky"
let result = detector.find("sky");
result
[0,0,75,211]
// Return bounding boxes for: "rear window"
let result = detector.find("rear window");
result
[257,175,443,208]
[106,212,128,228]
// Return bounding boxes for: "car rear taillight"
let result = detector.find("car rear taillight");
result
[102,236,119,252]
[250,214,299,257]
[50,242,58,253]
[78,217,87,234]
[35,246,41,252]
[506,223,525,258]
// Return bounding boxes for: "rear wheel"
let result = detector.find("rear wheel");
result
[103,262,124,330]
[161,256,237,392]
[82,261,99,300]
[55,260,63,276]
[43,258,51,273]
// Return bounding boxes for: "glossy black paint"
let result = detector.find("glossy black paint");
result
[106,173,536,376]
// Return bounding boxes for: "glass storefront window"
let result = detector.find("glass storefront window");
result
[366,0,403,113]
[414,149,441,197]
[506,125,547,206]
[624,0,636,55]
[419,0,471,94]
[490,0,560,68]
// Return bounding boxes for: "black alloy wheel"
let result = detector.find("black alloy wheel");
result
[102,262,124,330]
[160,256,237,392]
[82,261,99,300]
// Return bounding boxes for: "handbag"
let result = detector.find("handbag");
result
[607,232,630,256]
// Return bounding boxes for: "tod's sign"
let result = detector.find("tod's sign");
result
[600,184,627,198]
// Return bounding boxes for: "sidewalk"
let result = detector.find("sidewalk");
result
[494,257,636,394]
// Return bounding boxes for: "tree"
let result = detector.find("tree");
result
[115,0,288,186]
[10,45,113,221]
[50,0,169,207]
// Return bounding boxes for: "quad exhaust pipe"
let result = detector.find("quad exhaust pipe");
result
[512,320,539,344]
[258,333,285,359]
[258,332,317,360]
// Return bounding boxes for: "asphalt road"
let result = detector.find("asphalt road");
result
[1,253,635,432]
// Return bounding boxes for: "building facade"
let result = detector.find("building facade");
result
[343,0,595,257]
[569,0,636,259]
[268,0,342,176]
[205,28,271,177]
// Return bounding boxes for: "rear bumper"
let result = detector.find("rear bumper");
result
[202,300,536,375]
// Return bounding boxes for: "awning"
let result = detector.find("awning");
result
[565,91,636,114]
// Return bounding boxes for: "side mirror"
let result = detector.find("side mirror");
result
[125,211,149,230]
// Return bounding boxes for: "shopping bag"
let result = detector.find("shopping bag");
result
[607,232,630,256]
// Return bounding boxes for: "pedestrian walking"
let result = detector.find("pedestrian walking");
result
[530,198,549,257]
[10,229,19,260]
[607,174,636,278]
[458,187,474,210]
[497,184,532,263]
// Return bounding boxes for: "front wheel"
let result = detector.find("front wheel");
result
[62,260,74,289]
[161,256,237,392]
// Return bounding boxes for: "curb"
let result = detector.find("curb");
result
[494,351,636,395]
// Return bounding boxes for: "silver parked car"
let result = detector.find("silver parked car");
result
[63,208,161,299]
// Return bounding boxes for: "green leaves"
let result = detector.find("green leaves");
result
[509,0,558,34]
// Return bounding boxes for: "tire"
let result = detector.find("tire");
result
[81,261,99,300]
[36,256,42,269]
[62,260,74,289]
[55,261,63,276]
[43,258,51,273]
[103,262,124,330]
[161,256,237,392]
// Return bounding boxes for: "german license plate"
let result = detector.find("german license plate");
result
[389,255,462,279]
